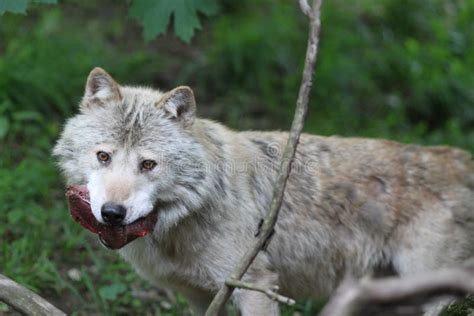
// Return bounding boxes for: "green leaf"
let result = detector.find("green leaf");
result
[99,283,127,300]
[0,0,57,15]
[173,0,202,43]
[129,0,174,42]
[129,0,219,43]
[0,0,29,15]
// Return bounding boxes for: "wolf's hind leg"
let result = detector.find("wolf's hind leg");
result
[393,205,474,316]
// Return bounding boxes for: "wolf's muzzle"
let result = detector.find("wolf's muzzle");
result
[101,202,126,225]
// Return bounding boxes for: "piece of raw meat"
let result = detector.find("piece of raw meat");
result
[66,185,157,249]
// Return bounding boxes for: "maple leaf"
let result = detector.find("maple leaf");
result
[129,0,219,43]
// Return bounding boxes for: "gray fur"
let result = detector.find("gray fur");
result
[53,68,474,315]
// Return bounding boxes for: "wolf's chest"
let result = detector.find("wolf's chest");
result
[118,235,216,290]
[118,237,171,284]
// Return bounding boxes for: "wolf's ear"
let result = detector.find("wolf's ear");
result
[83,67,121,105]
[158,86,196,128]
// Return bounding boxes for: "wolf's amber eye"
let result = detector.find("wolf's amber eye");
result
[97,151,110,164]
[141,160,157,171]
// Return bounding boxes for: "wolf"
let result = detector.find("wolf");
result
[53,67,474,315]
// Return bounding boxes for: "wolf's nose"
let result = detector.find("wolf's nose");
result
[101,202,126,225]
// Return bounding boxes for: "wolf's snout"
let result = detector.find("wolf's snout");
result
[101,202,127,225]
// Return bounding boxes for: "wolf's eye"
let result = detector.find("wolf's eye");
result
[97,151,111,164]
[141,160,157,171]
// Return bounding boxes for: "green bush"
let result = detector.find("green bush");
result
[185,0,474,149]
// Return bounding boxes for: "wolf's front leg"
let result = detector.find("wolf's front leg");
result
[176,286,228,316]
[235,289,280,316]
[233,270,280,316]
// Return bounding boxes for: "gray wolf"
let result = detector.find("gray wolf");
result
[53,68,474,315]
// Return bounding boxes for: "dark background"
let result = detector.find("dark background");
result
[0,0,473,314]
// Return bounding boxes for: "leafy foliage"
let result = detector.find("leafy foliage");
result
[182,0,474,151]
[1,0,218,42]
[129,0,219,42]
[0,0,57,15]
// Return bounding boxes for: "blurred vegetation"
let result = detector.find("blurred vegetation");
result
[0,0,473,314]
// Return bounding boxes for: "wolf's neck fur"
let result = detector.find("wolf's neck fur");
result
[150,118,271,248]
[118,118,277,290]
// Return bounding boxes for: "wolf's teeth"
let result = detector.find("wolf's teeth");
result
[98,234,112,249]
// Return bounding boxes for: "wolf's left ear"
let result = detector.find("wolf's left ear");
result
[158,86,196,128]
[83,67,121,105]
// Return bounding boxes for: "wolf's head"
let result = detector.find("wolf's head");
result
[54,68,211,234]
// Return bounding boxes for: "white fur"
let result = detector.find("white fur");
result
[124,182,155,224]
[87,171,107,223]
[93,85,112,99]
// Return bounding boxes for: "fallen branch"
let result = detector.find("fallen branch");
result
[319,267,474,316]
[0,274,66,316]
[204,0,323,314]
[225,279,296,306]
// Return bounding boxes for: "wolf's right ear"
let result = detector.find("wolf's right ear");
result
[157,86,196,128]
[82,67,121,107]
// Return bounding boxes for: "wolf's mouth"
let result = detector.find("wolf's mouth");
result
[65,185,158,250]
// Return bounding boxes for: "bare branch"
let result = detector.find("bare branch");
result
[0,274,66,316]
[225,279,296,306]
[319,267,474,316]
[298,0,312,17]
[205,1,323,315]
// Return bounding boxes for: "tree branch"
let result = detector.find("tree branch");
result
[319,267,474,316]
[298,0,312,17]
[225,279,296,306]
[205,1,323,314]
[0,274,66,316]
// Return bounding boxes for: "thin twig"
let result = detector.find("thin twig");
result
[204,1,323,315]
[298,0,312,17]
[319,267,474,316]
[225,279,296,306]
[0,274,66,316]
